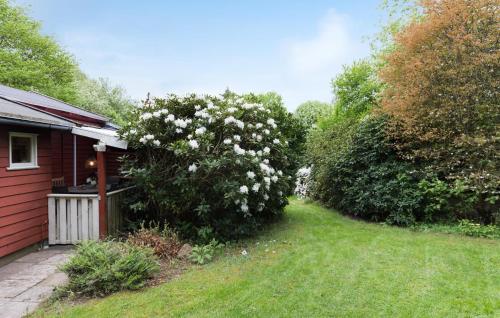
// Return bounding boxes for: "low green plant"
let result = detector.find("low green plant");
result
[59,240,159,297]
[411,221,500,239]
[457,220,500,239]
[417,178,452,221]
[417,177,487,222]
[188,239,224,265]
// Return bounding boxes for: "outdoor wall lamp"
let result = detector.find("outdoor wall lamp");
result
[84,155,97,169]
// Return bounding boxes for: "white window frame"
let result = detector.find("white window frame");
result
[8,132,39,170]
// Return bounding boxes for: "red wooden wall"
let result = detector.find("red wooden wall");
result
[106,148,126,177]
[0,125,52,257]
[1,127,127,258]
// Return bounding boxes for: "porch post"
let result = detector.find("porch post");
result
[73,135,77,186]
[94,142,107,238]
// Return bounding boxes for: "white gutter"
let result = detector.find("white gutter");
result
[71,126,128,150]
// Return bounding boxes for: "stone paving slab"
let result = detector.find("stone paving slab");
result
[1,300,39,318]
[0,262,34,276]
[38,272,68,287]
[0,246,73,318]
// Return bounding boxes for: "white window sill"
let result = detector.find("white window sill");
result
[7,165,40,171]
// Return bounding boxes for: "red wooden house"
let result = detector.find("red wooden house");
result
[0,84,131,259]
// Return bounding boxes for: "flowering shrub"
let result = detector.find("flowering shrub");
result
[294,166,312,199]
[120,92,291,241]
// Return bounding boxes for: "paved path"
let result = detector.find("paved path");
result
[0,246,73,318]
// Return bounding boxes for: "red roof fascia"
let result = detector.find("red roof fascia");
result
[28,105,105,127]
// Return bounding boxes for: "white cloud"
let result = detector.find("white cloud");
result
[286,9,356,74]
[280,9,368,109]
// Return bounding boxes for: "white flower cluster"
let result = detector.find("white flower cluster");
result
[165,114,175,122]
[195,126,207,135]
[294,166,312,199]
[140,109,170,121]
[140,113,153,120]
[188,140,199,149]
[267,118,278,129]
[194,108,212,120]
[139,134,161,146]
[224,116,245,129]
[240,185,249,194]
[174,118,191,128]
[234,144,246,155]
[188,163,197,172]
[242,103,262,110]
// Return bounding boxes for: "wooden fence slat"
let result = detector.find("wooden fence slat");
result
[70,198,78,243]
[110,195,115,234]
[106,196,112,235]
[48,197,56,244]
[58,198,67,244]
[91,198,99,240]
[77,199,82,240]
[81,199,89,240]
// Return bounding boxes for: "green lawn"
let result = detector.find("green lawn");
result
[35,199,500,317]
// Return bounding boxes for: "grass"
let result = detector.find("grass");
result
[34,199,500,317]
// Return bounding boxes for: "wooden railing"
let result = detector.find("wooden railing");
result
[47,194,99,244]
[47,186,134,244]
[106,186,134,236]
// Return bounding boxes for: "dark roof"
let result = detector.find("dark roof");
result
[0,97,74,128]
[0,84,108,122]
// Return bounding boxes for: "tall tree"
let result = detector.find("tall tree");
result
[380,0,499,193]
[371,0,420,64]
[294,101,333,130]
[0,0,79,102]
[74,72,135,126]
[306,60,382,197]
[331,60,381,118]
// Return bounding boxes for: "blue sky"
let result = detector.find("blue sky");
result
[17,0,383,110]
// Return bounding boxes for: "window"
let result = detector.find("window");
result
[8,132,38,170]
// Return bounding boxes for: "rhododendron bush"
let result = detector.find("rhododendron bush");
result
[120,92,291,240]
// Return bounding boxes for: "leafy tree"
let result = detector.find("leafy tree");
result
[371,0,420,64]
[0,0,78,102]
[331,60,381,117]
[0,1,135,125]
[379,0,499,212]
[307,60,381,169]
[74,72,135,126]
[307,59,383,203]
[294,100,333,130]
